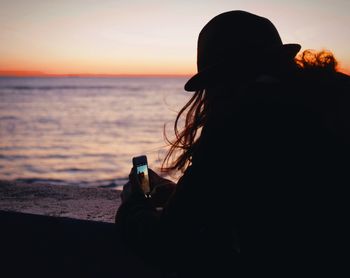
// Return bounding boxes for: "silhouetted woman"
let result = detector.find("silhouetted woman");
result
[116,11,350,277]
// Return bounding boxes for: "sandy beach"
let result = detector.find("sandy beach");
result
[0,181,165,277]
[0,180,121,223]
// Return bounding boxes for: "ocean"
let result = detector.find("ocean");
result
[0,77,189,188]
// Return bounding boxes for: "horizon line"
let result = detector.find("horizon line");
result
[1,69,349,78]
[0,70,193,78]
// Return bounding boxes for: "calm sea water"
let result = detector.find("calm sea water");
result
[0,77,189,188]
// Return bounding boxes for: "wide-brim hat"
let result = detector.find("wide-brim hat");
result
[185,10,301,91]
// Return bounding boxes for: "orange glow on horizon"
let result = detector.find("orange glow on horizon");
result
[0,70,194,78]
[0,57,196,77]
[1,67,350,78]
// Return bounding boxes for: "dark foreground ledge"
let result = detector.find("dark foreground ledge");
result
[0,211,161,277]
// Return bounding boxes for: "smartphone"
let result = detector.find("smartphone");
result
[132,155,151,196]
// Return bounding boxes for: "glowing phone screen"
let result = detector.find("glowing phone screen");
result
[136,164,150,194]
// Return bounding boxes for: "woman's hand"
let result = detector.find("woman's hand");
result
[120,167,143,204]
[120,167,176,206]
[148,168,176,207]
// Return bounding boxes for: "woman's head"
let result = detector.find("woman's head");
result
[162,11,301,174]
[184,10,301,92]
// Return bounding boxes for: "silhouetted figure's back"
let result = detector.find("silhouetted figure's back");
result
[219,73,350,276]
[163,71,349,276]
[116,11,350,277]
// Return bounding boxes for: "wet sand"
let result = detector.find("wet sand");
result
[0,180,121,223]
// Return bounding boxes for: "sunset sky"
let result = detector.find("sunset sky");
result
[0,0,349,76]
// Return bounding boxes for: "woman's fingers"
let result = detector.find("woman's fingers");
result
[129,166,142,192]
[148,168,175,186]
[147,168,159,181]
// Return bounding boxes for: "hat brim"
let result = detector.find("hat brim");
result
[184,43,301,92]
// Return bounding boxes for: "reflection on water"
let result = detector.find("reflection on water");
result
[0,77,189,187]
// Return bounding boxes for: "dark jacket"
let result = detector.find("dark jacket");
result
[116,73,350,277]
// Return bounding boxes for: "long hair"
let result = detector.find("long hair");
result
[295,49,338,74]
[162,50,340,176]
[161,89,210,174]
